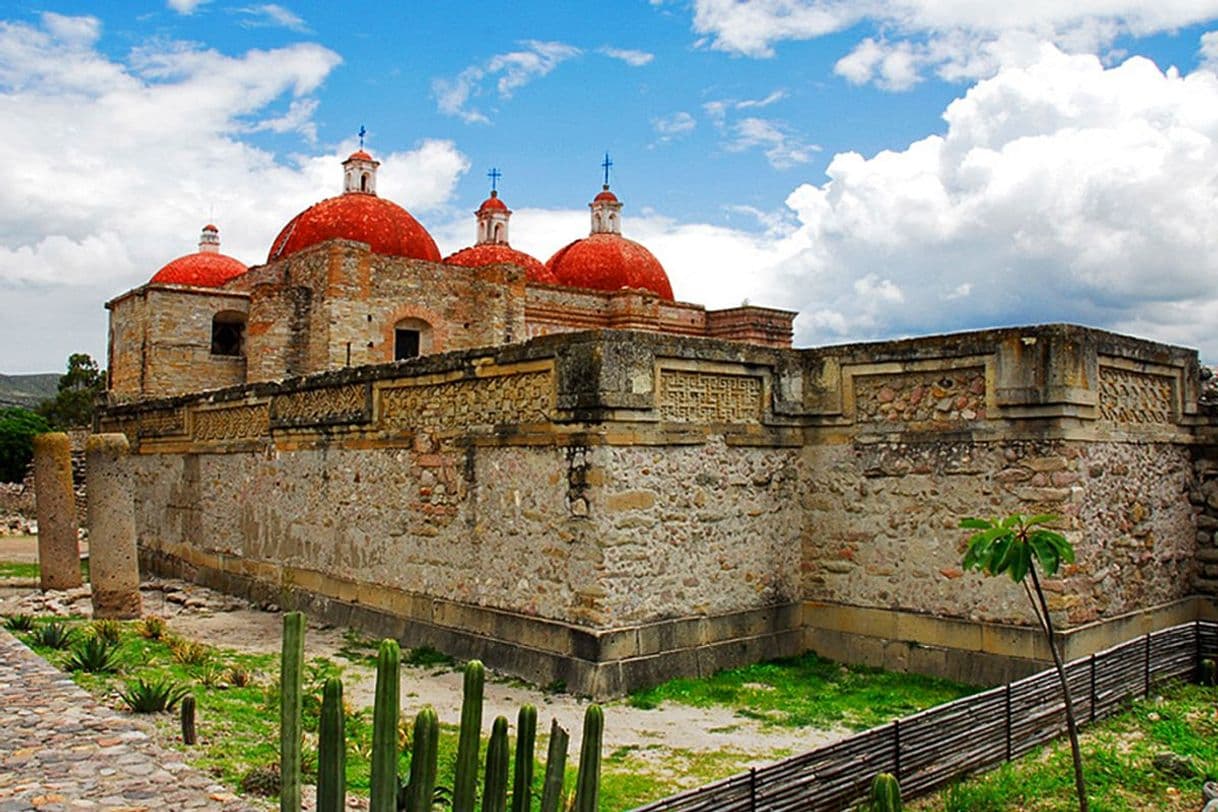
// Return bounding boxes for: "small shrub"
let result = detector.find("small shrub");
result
[138,615,168,640]
[169,637,212,666]
[240,762,281,797]
[404,644,454,668]
[66,635,120,673]
[228,664,256,687]
[4,614,35,632]
[31,620,73,649]
[195,662,226,688]
[91,619,122,644]
[1201,658,1216,687]
[119,675,190,713]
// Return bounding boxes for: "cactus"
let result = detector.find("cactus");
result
[539,718,569,812]
[404,706,439,812]
[180,694,197,745]
[452,660,485,812]
[317,677,346,812]
[482,716,510,812]
[572,704,603,812]
[869,772,903,812]
[510,704,537,812]
[279,611,305,812]
[370,639,401,812]
[1202,657,1216,687]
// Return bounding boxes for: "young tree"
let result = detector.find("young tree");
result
[38,353,106,429]
[960,514,1087,812]
[0,407,50,482]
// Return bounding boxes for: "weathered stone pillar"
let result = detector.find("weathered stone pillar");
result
[32,432,82,591]
[86,433,142,619]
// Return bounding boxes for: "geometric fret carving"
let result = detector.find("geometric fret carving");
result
[192,403,270,441]
[1098,365,1174,424]
[380,371,552,431]
[658,370,763,423]
[270,383,370,429]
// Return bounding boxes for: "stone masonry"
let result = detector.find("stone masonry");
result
[99,324,1218,695]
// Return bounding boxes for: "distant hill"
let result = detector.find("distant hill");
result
[0,373,59,410]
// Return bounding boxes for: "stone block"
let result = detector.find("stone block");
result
[86,433,142,619]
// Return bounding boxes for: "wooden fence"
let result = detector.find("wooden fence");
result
[632,620,1218,812]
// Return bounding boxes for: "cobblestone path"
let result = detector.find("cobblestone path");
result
[0,629,264,811]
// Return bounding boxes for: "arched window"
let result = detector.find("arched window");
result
[360,173,370,192]
[393,317,433,360]
[492,223,503,242]
[211,311,246,357]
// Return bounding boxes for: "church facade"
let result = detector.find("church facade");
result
[99,151,1218,697]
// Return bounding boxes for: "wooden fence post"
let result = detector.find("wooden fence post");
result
[1004,683,1012,762]
[1089,654,1097,724]
[893,719,902,782]
[749,767,757,812]
[1144,633,1152,698]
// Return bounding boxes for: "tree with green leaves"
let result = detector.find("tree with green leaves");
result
[0,407,50,482]
[961,513,1087,812]
[38,353,106,429]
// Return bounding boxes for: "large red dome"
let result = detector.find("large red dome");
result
[445,243,555,284]
[546,233,673,300]
[268,194,441,263]
[150,251,247,287]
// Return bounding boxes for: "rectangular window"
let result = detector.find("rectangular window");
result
[395,328,420,360]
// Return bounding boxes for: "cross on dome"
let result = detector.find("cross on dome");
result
[590,154,622,235]
[476,168,511,245]
[342,138,380,195]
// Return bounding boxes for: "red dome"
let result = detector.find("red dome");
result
[546,233,673,300]
[593,188,619,203]
[445,244,555,284]
[479,194,509,212]
[347,149,374,162]
[268,194,441,263]
[150,251,247,288]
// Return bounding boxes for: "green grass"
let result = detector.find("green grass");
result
[0,558,90,580]
[912,682,1218,812]
[628,651,978,731]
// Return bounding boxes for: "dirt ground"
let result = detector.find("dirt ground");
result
[0,533,843,772]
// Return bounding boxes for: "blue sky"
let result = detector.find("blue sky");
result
[2,1,1218,373]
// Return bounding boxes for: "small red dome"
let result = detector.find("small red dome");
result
[546,233,673,300]
[346,149,374,162]
[445,244,555,284]
[268,194,441,263]
[150,252,247,288]
[479,192,509,212]
[593,188,619,203]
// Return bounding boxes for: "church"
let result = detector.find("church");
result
[106,150,795,401]
[98,146,1217,697]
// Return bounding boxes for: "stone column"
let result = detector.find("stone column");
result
[86,433,142,619]
[32,432,83,591]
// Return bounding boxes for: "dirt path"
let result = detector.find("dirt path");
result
[0,533,88,564]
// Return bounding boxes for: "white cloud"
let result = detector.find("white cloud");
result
[736,89,788,109]
[433,41,581,123]
[167,0,208,13]
[652,111,697,143]
[236,5,310,33]
[1202,30,1218,70]
[726,117,821,168]
[599,46,655,66]
[0,14,469,373]
[690,0,1218,89]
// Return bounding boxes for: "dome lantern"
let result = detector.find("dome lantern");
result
[198,223,221,253]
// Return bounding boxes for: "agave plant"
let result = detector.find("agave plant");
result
[66,634,120,673]
[228,664,256,687]
[31,620,74,649]
[119,675,190,713]
[169,637,212,666]
[91,619,123,644]
[138,615,169,640]
[4,614,35,632]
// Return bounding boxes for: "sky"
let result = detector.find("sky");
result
[1,1,1218,374]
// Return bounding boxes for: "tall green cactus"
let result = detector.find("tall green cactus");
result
[869,772,903,811]
[370,639,401,812]
[539,719,569,812]
[482,716,510,812]
[279,611,305,812]
[452,659,485,812]
[317,677,346,812]
[404,706,439,812]
[572,704,603,812]
[510,704,537,812]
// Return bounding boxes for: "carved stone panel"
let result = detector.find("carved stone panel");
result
[1098,365,1174,425]
[191,403,270,442]
[658,370,763,423]
[137,407,186,438]
[854,367,986,424]
[380,371,552,431]
[270,383,371,429]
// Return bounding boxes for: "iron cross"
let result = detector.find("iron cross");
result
[488,167,502,192]
[602,152,613,186]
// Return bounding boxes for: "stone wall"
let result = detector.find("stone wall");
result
[99,324,1217,694]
